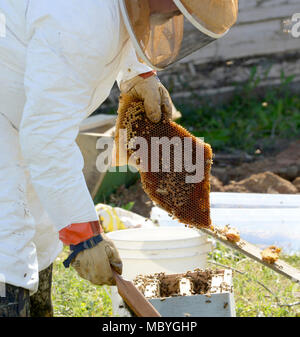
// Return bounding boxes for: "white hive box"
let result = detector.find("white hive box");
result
[112,269,235,317]
[147,269,235,317]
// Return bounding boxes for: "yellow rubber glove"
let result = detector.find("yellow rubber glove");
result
[120,73,173,123]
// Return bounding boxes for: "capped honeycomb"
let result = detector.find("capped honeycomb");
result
[114,93,213,228]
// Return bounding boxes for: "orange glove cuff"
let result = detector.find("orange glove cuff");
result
[59,221,104,246]
[139,70,157,79]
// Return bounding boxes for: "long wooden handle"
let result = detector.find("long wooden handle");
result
[112,270,161,317]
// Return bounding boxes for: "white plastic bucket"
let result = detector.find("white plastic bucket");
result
[106,227,212,280]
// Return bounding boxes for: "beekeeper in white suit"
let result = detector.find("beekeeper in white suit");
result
[0,0,238,316]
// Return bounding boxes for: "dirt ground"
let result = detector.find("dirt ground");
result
[109,139,300,218]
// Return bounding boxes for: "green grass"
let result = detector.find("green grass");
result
[208,243,300,317]
[52,245,300,317]
[177,68,300,153]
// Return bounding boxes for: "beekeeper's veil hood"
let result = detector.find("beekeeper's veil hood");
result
[120,0,238,70]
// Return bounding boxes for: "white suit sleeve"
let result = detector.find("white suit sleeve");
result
[116,40,154,86]
[20,29,99,232]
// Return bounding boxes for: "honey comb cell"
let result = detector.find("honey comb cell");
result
[114,94,213,228]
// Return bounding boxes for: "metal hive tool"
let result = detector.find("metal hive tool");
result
[113,93,213,228]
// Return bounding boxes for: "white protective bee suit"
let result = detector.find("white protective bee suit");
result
[0,0,152,293]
